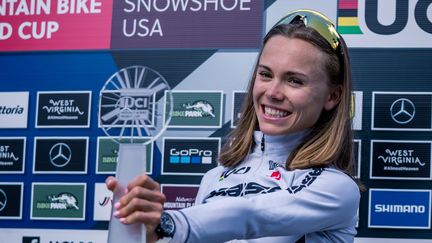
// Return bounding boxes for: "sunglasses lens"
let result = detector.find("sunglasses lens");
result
[275,10,341,52]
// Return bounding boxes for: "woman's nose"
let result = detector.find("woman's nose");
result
[266,80,284,101]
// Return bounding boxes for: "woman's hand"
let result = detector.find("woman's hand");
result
[106,174,166,242]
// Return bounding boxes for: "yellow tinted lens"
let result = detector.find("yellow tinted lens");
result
[275,9,341,52]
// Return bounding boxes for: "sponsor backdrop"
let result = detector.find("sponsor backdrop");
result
[0,0,431,242]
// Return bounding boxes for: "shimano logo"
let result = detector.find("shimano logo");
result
[0,105,23,114]
[117,96,149,109]
[375,204,425,213]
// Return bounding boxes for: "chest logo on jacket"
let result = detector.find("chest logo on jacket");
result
[267,160,284,180]
[219,166,251,181]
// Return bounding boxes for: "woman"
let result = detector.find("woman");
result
[107,9,361,243]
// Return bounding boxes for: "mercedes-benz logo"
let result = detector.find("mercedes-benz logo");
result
[390,98,415,124]
[49,143,72,167]
[0,189,7,212]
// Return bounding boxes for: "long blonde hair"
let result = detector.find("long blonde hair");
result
[219,24,355,177]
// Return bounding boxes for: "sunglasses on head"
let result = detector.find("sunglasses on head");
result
[274,9,343,57]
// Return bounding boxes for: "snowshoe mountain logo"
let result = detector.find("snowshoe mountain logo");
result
[182,101,215,117]
[46,193,79,210]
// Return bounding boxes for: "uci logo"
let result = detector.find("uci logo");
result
[340,0,432,35]
[364,0,431,35]
[338,0,432,47]
[117,96,149,109]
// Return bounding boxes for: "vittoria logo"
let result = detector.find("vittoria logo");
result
[167,91,223,128]
[0,105,24,114]
[0,92,29,128]
[36,91,91,128]
[369,189,431,229]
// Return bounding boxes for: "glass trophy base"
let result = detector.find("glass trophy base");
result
[108,143,148,243]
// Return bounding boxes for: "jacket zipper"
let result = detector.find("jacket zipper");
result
[260,134,265,152]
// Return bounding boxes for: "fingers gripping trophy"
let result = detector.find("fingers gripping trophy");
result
[99,66,173,243]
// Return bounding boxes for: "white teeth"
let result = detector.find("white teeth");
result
[264,106,288,117]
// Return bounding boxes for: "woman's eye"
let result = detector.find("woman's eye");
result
[287,78,303,86]
[258,71,272,79]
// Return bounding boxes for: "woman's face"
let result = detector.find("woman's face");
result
[253,35,340,135]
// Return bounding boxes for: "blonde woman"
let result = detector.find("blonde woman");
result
[107,9,361,243]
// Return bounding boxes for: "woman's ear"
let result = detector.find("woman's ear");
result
[324,85,342,111]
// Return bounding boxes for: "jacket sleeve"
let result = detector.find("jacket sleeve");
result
[166,168,360,243]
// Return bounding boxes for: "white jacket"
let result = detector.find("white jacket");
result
[166,131,360,243]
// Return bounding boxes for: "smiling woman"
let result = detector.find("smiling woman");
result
[253,36,338,136]
[106,9,361,243]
